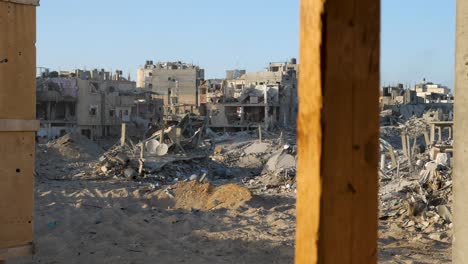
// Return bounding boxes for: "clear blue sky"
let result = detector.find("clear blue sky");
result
[37,0,455,87]
[381,0,455,89]
[37,0,299,79]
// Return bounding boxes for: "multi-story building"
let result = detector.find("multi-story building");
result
[414,80,452,103]
[203,58,298,130]
[37,68,163,140]
[136,61,205,114]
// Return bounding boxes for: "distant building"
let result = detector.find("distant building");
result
[136,61,205,113]
[414,80,452,103]
[37,68,163,140]
[203,58,298,130]
[415,81,450,95]
[380,80,453,108]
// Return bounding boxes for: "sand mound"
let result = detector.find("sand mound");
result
[152,181,252,211]
[47,133,104,161]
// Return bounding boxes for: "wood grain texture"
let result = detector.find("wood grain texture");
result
[0,1,36,120]
[0,0,39,6]
[295,0,324,263]
[454,0,468,262]
[0,132,35,249]
[296,0,379,263]
[0,244,33,260]
[0,119,39,131]
[0,1,36,255]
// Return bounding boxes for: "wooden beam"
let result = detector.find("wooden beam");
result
[0,244,33,260]
[0,0,39,6]
[0,1,36,256]
[296,0,380,263]
[454,0,468,262]
[0,119,39,132]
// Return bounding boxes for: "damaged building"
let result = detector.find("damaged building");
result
[37,69,163,140]
[136,60,205,115]
[201,59,298,130]
[380,81,454,121]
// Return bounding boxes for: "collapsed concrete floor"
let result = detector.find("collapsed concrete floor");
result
[8,122,453,264]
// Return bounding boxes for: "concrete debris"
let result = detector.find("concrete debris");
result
[155,143,169,156]
[46,133,104,161]
[145,139,160,154]
[115,153,130,165]
[124,168,138,179]
[244,142,269,155]
[435,153,450,167]
[379,110,453,243]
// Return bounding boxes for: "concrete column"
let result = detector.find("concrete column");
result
[438,127,442,143]
[449,126,453,139]
[401,132,408,158]
[454,1,468,261]
[430,123,435,143]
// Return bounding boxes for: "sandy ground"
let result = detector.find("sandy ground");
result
[7,134,452,264]
[10,178,295,264]
[9,177,452,264]
[379,223,451,263]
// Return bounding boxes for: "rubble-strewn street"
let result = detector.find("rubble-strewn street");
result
[11,125,297,264]
[9,104,457,264]
[379,110,453,263]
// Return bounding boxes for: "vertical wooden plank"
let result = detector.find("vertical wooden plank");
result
[295,0,324,263]
[296,0,379,263]
[0,133,35,249]
[0,1,36,258]
[0,1,36,120]
[454,0,468,262]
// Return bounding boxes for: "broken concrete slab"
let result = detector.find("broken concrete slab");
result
[244,142,269,155]
[435,153,450,167]
[437,205,452,223]
[265,152,296,172]
[276,154,296,170]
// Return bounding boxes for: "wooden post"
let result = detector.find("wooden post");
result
[120,123,126,147]
[0,0,38,260]
[296,0,379,263]
[454,1,468,261]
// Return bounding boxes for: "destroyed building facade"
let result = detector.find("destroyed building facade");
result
[201,59,298,130]
[37,69,163,140]
[380,81,454,121]
[137,61,205,114]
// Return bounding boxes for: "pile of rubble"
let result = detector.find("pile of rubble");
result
[379,115,453,242]
[82,114,298,193]
[46,133,104,161]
